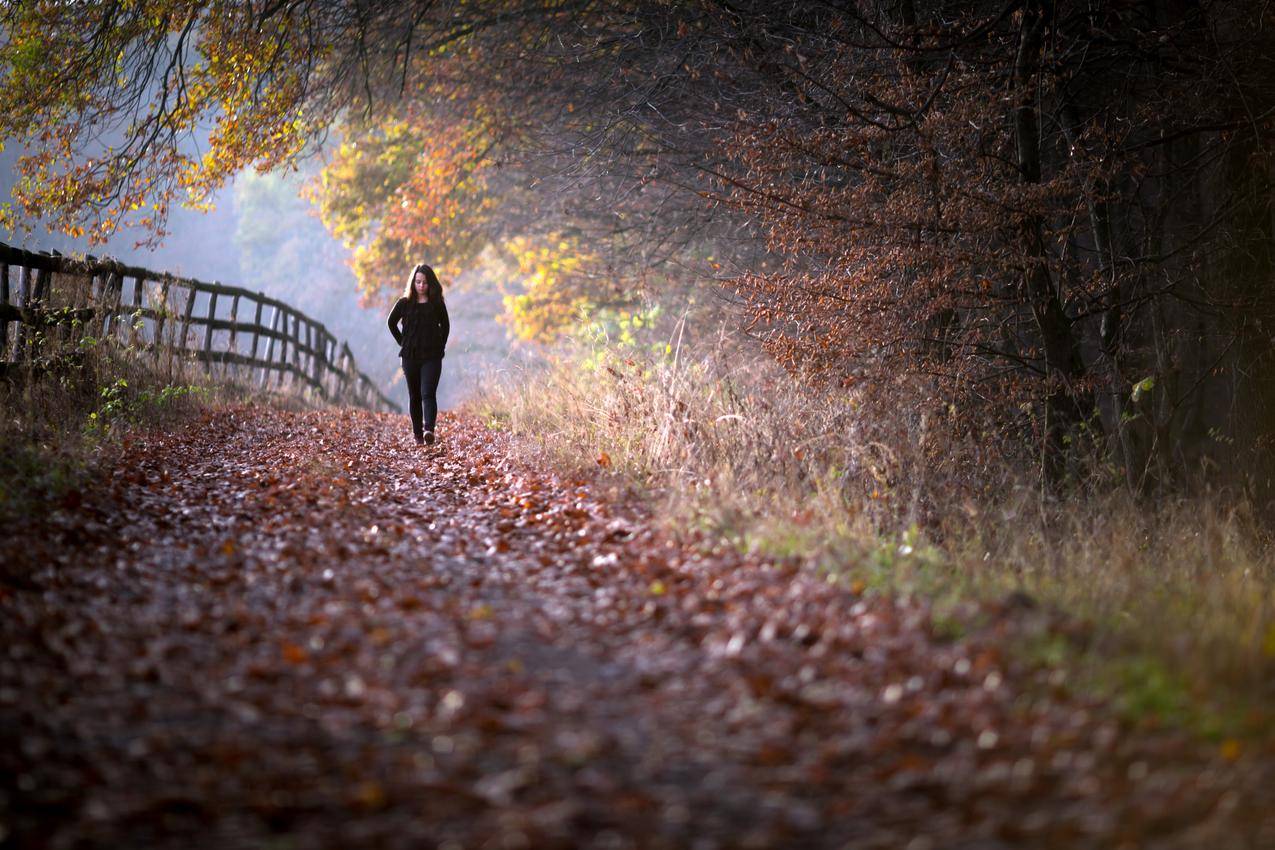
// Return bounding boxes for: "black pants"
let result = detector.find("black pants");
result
[402,357,443,437]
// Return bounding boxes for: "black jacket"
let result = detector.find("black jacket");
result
[388,297,450,360]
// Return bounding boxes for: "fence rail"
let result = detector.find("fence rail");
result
[0,241,399,414]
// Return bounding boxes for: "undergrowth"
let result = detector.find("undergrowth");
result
[472,306,1275,747]
[0,293,287,522]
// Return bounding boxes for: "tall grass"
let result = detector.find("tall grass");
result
[472,310,1275,739]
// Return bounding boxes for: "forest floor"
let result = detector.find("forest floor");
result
[1,404,1272,850]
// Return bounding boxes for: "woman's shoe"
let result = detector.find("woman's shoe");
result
[424,430,436,445]
[414,434,425,445]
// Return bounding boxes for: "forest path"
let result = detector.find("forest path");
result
[1,405,1269,849]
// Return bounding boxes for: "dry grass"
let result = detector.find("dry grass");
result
[472,316,1275,740]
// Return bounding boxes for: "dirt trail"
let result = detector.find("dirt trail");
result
[1,405,1270,849]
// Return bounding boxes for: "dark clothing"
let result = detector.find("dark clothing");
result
[388,297,450,360]
[402,357,443,437]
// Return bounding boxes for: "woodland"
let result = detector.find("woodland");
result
[2,0,1273,490]
[2,2,1275,848]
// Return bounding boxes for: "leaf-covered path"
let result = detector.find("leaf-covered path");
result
[2,406,1270,849]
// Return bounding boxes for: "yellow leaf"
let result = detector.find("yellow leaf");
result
[649,580,667,596]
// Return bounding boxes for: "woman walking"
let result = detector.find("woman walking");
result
[387,264,450,445]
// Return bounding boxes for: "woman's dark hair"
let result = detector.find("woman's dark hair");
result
[403,263,444,305]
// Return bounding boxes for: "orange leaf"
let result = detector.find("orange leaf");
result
[352,780,386,810]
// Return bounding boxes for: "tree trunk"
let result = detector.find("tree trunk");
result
[1059,97,1140,492]
[1014,0,1086,487]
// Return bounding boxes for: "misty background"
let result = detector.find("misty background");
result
[0,145,523,411]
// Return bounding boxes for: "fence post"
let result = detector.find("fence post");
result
[0,263,8,359]
[249,295,263,366]
[98,271,118,338]
[336,342,353,404]
[280,310,293,389]
[13,266,29,356]
[304,319,316,398]
[302,320,311,396]
[306,322,322,399]
[277,310,291,389]
[153,278,172,359]
[261,305,279,388]
[228,292,241,380]
[202,288,218,380]
[128,276,145,349]
[331,331,341,400]
[57,268,84,348]
[289,313,301,391]
[33,264,50,303]
[28,264,50,361]
[180,284,197,353]
[83,262,105,351]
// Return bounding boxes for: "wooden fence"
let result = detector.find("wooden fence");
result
[0,240,399,414]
